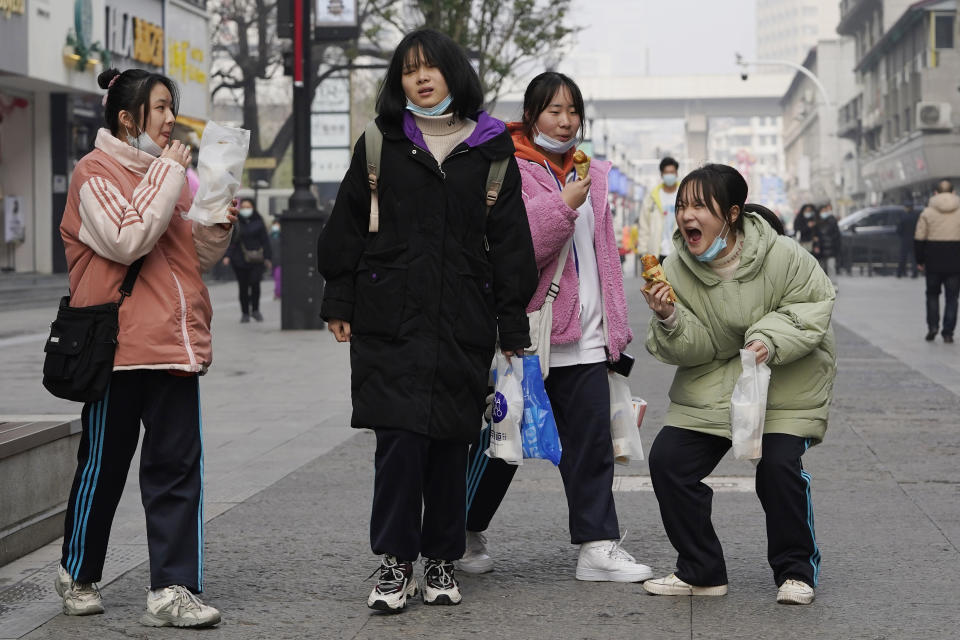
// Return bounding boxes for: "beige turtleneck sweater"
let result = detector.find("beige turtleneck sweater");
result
[414,112,477,164]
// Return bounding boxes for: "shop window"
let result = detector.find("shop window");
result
[935,15,954,49]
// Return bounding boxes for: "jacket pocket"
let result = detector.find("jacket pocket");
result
[352,244,408,338]
[455,252,497,350]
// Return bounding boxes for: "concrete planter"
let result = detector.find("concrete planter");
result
[0,416,80,567]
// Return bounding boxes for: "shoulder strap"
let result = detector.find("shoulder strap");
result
[365,120,383,233]
[545,241,572,303]
[118,256,146,305]
[481,157,511,252]
[484,157,510,217]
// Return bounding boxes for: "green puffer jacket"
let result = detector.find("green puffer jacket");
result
[646,212,837,443]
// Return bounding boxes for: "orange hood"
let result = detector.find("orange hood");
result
[507,122,576,185]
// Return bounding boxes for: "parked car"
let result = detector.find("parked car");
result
[838,205,908,275]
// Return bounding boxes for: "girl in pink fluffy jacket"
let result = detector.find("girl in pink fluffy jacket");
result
[461,72,652,583]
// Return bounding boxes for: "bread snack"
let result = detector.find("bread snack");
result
[640,254,677,303]
[573,149,591,180]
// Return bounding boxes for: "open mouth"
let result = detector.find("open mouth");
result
[685,228,703,244]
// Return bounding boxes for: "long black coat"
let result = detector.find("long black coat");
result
[317,113,538,442]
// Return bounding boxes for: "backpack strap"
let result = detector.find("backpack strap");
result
[484,157,510,216]
[482,157,510,251]
[364,120,383,233]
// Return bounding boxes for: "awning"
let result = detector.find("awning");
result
[175,114,207,137]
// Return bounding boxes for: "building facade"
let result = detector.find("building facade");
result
[708,116,790,217]
[837,0,960,207]
[757,0,842,69]
[0,0,209,274]
[781,39,858,213]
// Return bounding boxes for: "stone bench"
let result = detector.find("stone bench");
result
[0,416,81,567]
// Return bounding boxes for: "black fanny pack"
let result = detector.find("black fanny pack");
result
[42,257,144,402]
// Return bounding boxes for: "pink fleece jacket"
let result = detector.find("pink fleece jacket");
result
[518,157,632,360]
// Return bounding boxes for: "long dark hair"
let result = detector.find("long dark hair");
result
[98,68,179,137]
[375,29,484,124]
[676,163,784,235]
[519,71,585,141]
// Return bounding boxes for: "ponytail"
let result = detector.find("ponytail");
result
[744,203,785,236]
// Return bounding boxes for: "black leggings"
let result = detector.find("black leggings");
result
[233,266,263,314]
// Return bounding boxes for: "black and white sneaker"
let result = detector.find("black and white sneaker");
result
[422,559,462,606]
[367,555,417,613]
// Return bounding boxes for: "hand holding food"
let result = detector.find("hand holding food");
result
[640,254,677,303]
[573,149,591,180]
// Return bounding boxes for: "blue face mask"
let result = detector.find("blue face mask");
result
[406,93,453,117]
[127,131,163,157]
[533,127,577,154]
[695,221,729,262]
[662,173,678,187]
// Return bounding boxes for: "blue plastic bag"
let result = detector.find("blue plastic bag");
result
[519,356,562,465]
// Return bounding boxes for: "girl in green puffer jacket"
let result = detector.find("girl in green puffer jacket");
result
[639,164,836,606]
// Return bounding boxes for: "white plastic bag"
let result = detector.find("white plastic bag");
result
[610,373,644,465]
[186,121,251,225]
[485,352,524,465]
[730,349,771,460]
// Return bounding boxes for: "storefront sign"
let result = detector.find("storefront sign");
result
[165,0,210,119]
[0,0,27,75]
[106,2,164,69]
[0,0,25,20]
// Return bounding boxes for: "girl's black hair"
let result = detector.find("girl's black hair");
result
[375,29,484,124]
[520,71,585,140]
[98,68,179,137]
[675,163,785,235]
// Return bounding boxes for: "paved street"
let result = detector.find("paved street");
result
[1,273,959,639]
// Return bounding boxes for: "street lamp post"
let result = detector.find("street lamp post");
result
[735,53,833,108]
[280,0,326,331]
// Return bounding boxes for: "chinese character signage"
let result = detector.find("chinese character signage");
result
[164,0,210,119]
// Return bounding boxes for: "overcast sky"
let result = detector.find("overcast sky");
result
[560,0,758,78]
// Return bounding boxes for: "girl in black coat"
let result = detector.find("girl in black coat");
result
[223,198,271,322]
[316,29,538,612]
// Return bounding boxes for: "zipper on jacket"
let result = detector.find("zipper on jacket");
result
[439,148,469,178]
[171,272,199,369]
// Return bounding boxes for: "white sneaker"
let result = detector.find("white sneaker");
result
[457,531,494,574]
[55,565,104,616]
[642,573,728,596]
[422,559,462,605]
[575,538,654,583]
[777,579,815,605]
[140,585,221,628]
[367,555,418,613]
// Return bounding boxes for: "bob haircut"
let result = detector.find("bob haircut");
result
[98,68,179,137]
[675,163,784,236]
[519,71,585,141]
[375,29,484,124]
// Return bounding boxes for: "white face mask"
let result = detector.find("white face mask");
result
[126,130,163,157]
[533,126,577,154]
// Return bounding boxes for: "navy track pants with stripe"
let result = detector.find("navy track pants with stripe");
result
[648,426,822,588]
[466,363,621,544]
[61,370,205,592]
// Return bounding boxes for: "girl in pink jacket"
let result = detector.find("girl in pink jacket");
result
[461,72,652,582]
[54,68,232,628]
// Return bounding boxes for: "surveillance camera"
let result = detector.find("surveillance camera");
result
[741,72,749,81]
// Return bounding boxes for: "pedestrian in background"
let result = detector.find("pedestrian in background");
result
[813,202,841,282]
[792,203,818,253]
[638,157,681,263]
[463,71,653,583]
[223,198,271,323]
[897,204,920,278]
[642,163,836,606]
[915,180,960,343]
[316,29,537,612]
[269,218,282,299]
[56,67,230,628]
